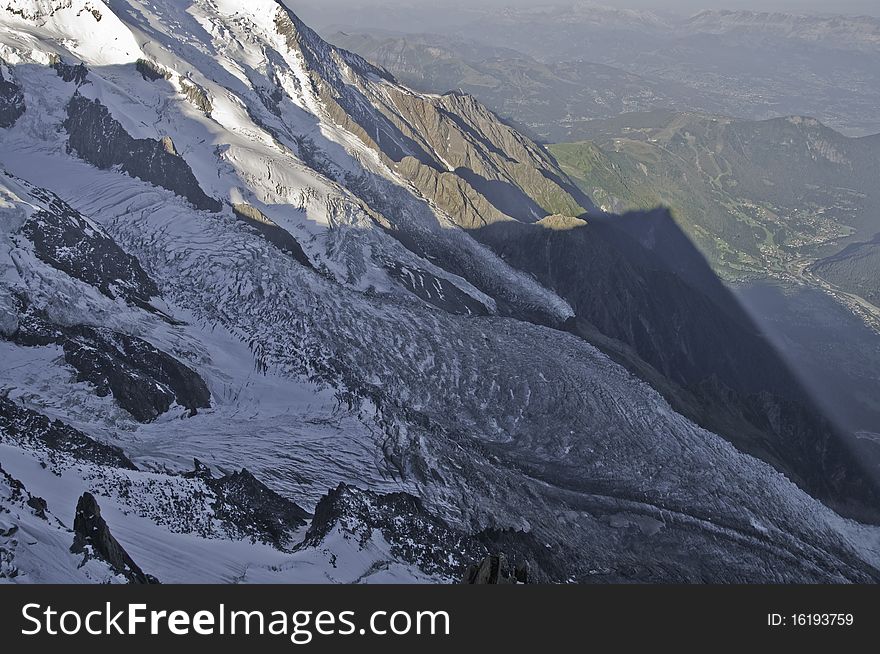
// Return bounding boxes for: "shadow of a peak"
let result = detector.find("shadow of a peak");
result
[470,207,880,524]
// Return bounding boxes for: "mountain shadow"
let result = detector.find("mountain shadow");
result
[470,208,880,523]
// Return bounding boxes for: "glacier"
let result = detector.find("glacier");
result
[0,0,879,583]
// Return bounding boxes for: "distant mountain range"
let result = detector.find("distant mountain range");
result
[685,10,880,51]
[327,31,725,142]
[319,6,880,136]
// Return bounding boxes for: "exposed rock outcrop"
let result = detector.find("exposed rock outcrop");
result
[63,94,222,212]
[9,301,211,422]
[461,554,529,584]
[0,63,25,128]
[305,483,545,582]
[51,57,88,85]
[62,328,211,422]
[3,0,74,21]
[186,460,310,550]
[70,492,158,583]
[136,58,170,82]
[306,483,488,579]
[18,180,161,310]
[384,262,489,315]
[0,394,137,469]
[180,79,212,114]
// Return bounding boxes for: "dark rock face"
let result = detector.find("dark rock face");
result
[62,328,211,422]
[461,554,527,584]
[52,59,88,85]
[0,463,26,505]
[19,184,160,310]
[385,262,489,316]
[9,302,211,423]
[70,492,158,583]
[0,394,137,469]
[63,94,222,212]
[26,496,48,519]
[0,64,25,128]
[305,483,551,581]
[306,483,488,579]
[188,460,310,549]
[474,528,562,583]
[232,203,313,268]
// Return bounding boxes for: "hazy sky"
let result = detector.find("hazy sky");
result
[289,0,880,18]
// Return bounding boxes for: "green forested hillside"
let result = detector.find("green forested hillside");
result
[550,113,880,281]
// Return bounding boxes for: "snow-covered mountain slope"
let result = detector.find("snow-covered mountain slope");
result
[1,0,880,583]
[0,458,130,583]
